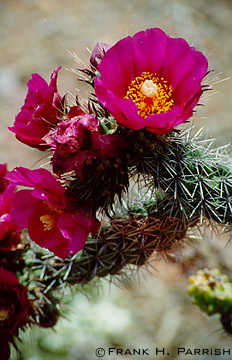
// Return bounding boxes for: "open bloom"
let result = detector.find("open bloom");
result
[9,67,62,149]
[43,108,126,176]
[0,267,31,337]
[95,28,208,135]
[6,167,100,258]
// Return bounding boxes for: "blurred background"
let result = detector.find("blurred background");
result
[1,0,232,359]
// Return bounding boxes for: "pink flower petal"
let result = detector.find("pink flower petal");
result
[94,82,144,130]
[0,184,16,214]
[162,36,208,107]
[6,167,64,207]
[132,28,168,74]
[58,211,100,255]
[174,58,207,105]
[10,190,41,230]
[28,210,69,258]
[162,37,192,86]
[145,105,182,134]
[57,214,89,254]
[24,73,49,106]
[97,36,135,96]
[48,67,62,100]
[9,67,62,150]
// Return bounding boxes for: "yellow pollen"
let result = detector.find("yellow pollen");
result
[40,214,55,231]
[0,307,9,321]
[125,72,174,119]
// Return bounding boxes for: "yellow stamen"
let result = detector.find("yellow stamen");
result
[0,307,9,321]
[125,72,174,118]
[40,214,55,231]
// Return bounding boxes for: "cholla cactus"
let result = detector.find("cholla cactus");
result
[1,27,232,359]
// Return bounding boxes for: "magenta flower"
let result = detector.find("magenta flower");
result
[9,67,62,149]
[6,167,100,258]
[90,42,110,69]
[95,28,208,135]
[0,184,21,252]
[0,164,8,193]
[43,109,126,176]
[0,164,21,251]
[0,267,31,337]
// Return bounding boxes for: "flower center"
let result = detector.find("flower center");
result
[0,307,10,321]
[40,214,56,231]
[125,72,174,118]
[141,80,158,98]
